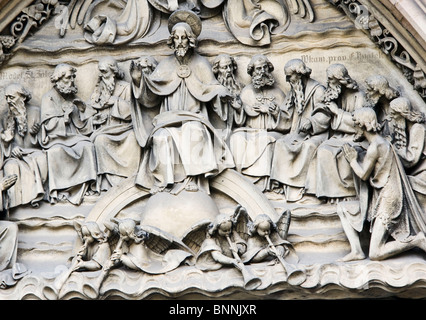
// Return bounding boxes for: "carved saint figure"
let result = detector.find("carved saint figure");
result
[0,173,29,288]
[230,54,286,191]
[211,54,244,139]
[90,57,141,192]
[40,63,105,205]
[364,75,399,138]
[130,10,235,194]
[388,97,426,215]
[195,206,262,289]
[305,63,367,201]
[339,107,426,261]
[270,59,327,201]
[1,83,47,209]
[241,212,305,284]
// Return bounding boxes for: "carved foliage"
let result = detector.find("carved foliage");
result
[328,0,426,100]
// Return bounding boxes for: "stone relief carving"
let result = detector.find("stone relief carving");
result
[328,0,426,101]
[230,54,285,192]
[0,0,424,300]
[340,107,426,261]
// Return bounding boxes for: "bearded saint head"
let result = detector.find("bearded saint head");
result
[4,83,32,138]
[91,57,124,108]
[51,63,78,96]
[283,59,312,114]
[212,54,241,95]
[247,55,275,90]
[167,22,197,58]
[322,64,358,103]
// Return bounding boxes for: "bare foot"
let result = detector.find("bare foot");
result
[338,251,366,262]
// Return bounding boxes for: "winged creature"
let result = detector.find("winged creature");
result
[241,210,306,285]
[182,205,262,289]
[105,218,194,275]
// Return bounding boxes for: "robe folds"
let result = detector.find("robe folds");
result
[230,84,285,188]
[270,79,327,201]
[2,105,47,209]
[305,89,367,199]
[131,51,235,190]
[40,88,98,205]
[90,80,141,191]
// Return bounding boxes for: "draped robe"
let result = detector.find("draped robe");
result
[2,105,47,209]
[40,88,98,205]
[270,79,327,201]
[305,89,367,198]
[90,80,141,191]
[131,51,235,191]
[230,83,285,190]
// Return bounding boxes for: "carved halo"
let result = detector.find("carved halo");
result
[167,10,202,37]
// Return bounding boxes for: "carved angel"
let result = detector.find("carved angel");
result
[106,218,194,274]
[53,220,113,293]
[242,211,306,285]
[183,205,261,290]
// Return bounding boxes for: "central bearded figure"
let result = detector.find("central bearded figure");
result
[130,10,235,194]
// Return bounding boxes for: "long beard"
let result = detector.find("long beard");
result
[92,76,115,107]
[291,79,306,114]
[175,45,189,58]
[252,72,275,89]
[5,102,28,139]
[15,114,28,137]
[390,118,407,148]
[322,83,341,103]
[218,73,241,95]
[55,82,78,96]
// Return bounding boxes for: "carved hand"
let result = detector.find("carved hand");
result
[0,174,17,192]
[73,99,86,113]
[299,119,312,133]
[267,101,279,115]
[343,143,357,162]
[111,249,122,262]
[231,96,242,110]
[11,146,24,159]
[30,123,41,135]
[325,101,339,115]
[219,90,233,103]
[130,60,143,86]
[93,113,108,125]
[1,130,14,143]
[253,104,269,114]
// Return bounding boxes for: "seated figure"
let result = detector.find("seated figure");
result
[0,172,29,288]
[1,83,47,209]
[40,64,105,205]
[305,64,367,201]
[89,57,141,192]
[230,54,286,191]
[270,59,327,202]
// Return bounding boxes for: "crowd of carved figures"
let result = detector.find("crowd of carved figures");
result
[0,9,425,292]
